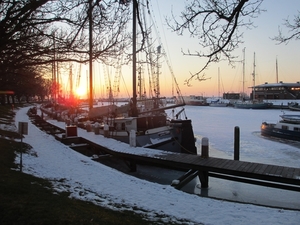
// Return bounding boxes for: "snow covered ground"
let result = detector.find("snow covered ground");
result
[11,106,300,225]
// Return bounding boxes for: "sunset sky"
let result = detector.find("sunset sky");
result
[149,0,300,97]
[64,0,300,99]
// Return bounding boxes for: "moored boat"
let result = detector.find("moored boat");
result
[288,102,300,111]
[209,99,229,107]
[182,95,209,106]
[209,68,228,107]
[234,51,272,109]
[261,114,300,141]
[234,100,272,109]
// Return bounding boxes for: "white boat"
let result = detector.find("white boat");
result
[209,99,229,107]
[209,68,228,107]
[182,95,209,106]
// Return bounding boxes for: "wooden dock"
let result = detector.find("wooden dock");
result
[29,114,300,192]
[82,142,300,192]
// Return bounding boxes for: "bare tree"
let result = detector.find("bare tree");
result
[0,0,132,101]
[167,0,264,86]
[273,11,300,43]
[0,0,132,67]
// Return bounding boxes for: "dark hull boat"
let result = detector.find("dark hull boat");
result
[288,102,300,111]
[234,101,272,109]
[88,101,197,154]
[261,114,300,141]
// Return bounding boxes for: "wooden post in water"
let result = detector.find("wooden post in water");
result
[234,126,240,160]
[199,137,209,188]
[201,137,209,158]
[198,137,209,188]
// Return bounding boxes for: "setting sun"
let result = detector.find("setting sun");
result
[75,86,86,97]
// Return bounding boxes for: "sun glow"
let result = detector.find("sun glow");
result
[75,86,86,98]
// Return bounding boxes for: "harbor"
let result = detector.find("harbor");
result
[31,104,300,210]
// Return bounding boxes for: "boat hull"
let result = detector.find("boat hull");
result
[235,102,272,109]
[186,101,209,106]
[288,105,300,111]
[209,103,228,107]
[41,103,198,155]
[108,119,197,154]
[261,122,300,141]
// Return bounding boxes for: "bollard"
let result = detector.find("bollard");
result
[129,130,136,147]
[86,121,92,132]
[104,124,109,137]
[201,137,209,158]
[234,126,240,161]
[66,119,71,126]
[94,122,100,135]
[66,125,77,137]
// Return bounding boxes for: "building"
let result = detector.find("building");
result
[223,92,240,100]
[253,82,300,100]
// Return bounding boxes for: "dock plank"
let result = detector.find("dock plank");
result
[287,168,295,179]
[245,162,259,173]
[255,164,269,175]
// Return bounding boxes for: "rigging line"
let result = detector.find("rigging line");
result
[221,76,226,95]
[120,71,131,99]
[148,1,184,102]
[141,1,155,98]
[151,0,173,70]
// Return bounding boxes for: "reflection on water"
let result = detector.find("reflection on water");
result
[194,177,300,210]
[254,130,300,149]
[95,153,300,210]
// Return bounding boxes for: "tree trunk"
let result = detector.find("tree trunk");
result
[6,95,10,104]
[0,95,5,105]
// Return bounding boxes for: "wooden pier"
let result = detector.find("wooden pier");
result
[29,114,300,192]
[83,143,300,192]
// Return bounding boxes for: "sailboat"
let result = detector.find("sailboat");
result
[209,68,229,107]
[234,51,272,109]
[88,1,197,154]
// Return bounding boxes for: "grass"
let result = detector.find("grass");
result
[0,104,176,225]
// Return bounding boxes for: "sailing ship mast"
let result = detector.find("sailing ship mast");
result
[130,1,185,116]
[88,0,93,110]
[131,0,138,117]
[276,56,279,83]
[252,52,256,101]
[242,48,245,99]
[218,67,220,98]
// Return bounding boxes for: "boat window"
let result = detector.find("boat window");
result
[282,125,288,130]
[293,127,300,132]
